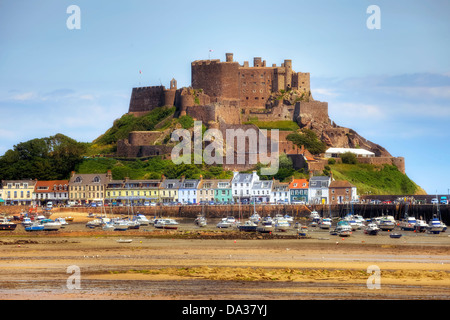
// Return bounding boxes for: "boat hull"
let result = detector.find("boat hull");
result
[0,224,16,231]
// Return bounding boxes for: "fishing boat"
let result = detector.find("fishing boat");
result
[194,215,207,227]
[284,214,294,223]
[333,220,352,237]
[343,215,360,231]
[102,222,115,231]
[22,217,33,228]
[0,217,17,231]
[378,216,396,231]
[274,217,290,232]
[364,223,380,235]
[154,218,179,230]
[414,219,428,233]
[25,222,44,232]
[309,210,321,223]
[39,219,61,231]
[111,219,129,231]
[54,217,68,228]
[399,216,417,231]
[427,218,446,234]
[238,220,258,232]
[216,218,233,228]
[298,226,309,237]
[256,216,274,233]
[86,219,102,228]
[319,217,332,229]
[126,219,140,229]
[133,214,150,226]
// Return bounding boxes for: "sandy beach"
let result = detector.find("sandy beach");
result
[0,211,449,300]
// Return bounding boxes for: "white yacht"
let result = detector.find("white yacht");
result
[319,218,332,229]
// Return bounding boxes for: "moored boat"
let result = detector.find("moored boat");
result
[379,216,396,231]
[364,223,380,235]
[25,222,44,232]
[319,217,332,229]
[274,217,290,232]
[333,220,352,237]
[155,218,179,230]
[414,219,428,233]
[0,217,17,231]
[399,216,417,231]
[133,214,150,226]
[39,219,61,231]
[194,215,207,227]
[427,218,446,234]
[238,220,258,232]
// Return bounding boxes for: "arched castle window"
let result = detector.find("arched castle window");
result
[75,177,82,183]
[93,176,101,183]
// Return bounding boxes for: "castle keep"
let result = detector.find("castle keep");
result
[127,53,317,122]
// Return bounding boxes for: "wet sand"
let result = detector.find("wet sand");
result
[0,211,449,300]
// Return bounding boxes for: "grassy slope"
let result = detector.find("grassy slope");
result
[329,163,425,195]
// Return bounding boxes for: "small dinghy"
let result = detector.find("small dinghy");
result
[390,233,402,239]
[116,239,133,243]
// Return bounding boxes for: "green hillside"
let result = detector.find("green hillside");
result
[328,163,425,195]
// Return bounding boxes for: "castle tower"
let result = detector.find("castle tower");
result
[170,78,177,90]
[284,59,292,89]
[226,53,233,62]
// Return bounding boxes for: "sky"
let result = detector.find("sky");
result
[0,0,449,195]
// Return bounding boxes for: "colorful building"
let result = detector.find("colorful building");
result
[271,180,290,204]
[1,179,37,205]
[105,179,161,205]
[178,178,200,204]
[34,180,69,206]
[289,178,309,203]
[160,178,181,203]
[214,180,233,204]
[328,180,358,205]
[68,171,112,205]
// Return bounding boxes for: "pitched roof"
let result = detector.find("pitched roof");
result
[289,179,308,189]
[35,180,69,193]
[329,180,355,188]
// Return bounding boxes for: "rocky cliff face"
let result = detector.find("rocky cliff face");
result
[293,94,392,157]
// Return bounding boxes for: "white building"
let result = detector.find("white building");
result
[271,181,290,204]
[251,180,273,203]
[231,171,260,203]
[308,176,332,204]
[325,147,375,158]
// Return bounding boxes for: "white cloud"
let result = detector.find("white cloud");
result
[11,91,35,101]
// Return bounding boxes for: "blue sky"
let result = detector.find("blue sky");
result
[0,0,449,195]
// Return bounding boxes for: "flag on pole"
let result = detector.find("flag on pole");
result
[139,70,142,74]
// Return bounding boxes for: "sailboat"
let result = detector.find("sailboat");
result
[319,204,332,229]
[398,203,417,231]
[427,195,447,234]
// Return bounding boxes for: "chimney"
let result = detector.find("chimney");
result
[106,170,112,180]
[71,171,76,178]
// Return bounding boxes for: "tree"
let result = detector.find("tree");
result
[340,152,358,164]
[286,129,326,155]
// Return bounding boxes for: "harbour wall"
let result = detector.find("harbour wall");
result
[3,204,449,225]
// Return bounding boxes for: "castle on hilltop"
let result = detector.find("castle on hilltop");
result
[128,53,312,117]
[117,53,405,174]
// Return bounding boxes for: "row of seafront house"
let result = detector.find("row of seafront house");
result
[0,170,358,207]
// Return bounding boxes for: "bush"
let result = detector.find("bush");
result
[328,158,336,165]
[340,152,358,164]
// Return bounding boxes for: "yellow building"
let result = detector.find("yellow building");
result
[68,171,112,205]
[1,179,37,205]
[106,179,161,205]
